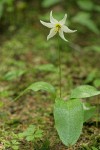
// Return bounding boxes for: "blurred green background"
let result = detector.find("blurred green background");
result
[0,0,100,89]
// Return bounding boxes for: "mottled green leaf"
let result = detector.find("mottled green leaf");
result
[14,82,56,101]
[83,102,96,122]
[70,85,100,99]
[54,98,83,146]
[27,82,56,96]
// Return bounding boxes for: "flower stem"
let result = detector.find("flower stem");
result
[58,37,62,98]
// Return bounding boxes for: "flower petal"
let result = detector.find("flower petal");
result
[59,29,68,42]
[47,28,57,40]
[62,25,77,33]
[50,11,58,24]
[59,14,67,25]
[40,20,54,28]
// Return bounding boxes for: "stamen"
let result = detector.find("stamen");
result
[56,24,61,32]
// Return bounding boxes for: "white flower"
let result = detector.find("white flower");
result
[40,11,77,42]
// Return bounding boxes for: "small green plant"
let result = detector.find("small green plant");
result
[19,125,43,142]
[15,11,99,148]
[18,125,43,148]
[0,125,43,149]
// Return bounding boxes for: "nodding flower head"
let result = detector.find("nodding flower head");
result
[40,11,77,42]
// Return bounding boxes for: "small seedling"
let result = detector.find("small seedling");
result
[18,125,43,148]
[19,125,43,142]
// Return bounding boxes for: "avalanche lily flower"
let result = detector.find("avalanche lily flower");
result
[40,11,77,42]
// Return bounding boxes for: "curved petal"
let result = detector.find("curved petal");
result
[47,28,57,40]
[59,14,67,25]
[59,29,68,42]
[62,25,77,33]
[50,11,58,24]
[40,20,54,28]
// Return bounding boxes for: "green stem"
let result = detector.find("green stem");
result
[58,37,62,98]
[14,89,28,101]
